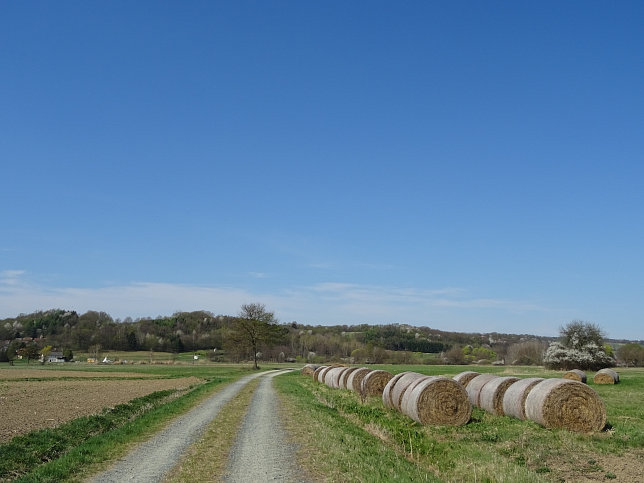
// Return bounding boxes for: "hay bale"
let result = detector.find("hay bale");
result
[524,378,606,432]
[312,365,328,383]
[594,368,619,385]
[331,367,351,388]
[563,369,587,384]
[316,366,333,383]
[502,377,544,420]
[300,364,319,377]
[453,371,481,388]
[390,372,428,411]
[360,370,393,398]
[339,367,360,390]
[331,367,350,388]
[346,367,372,393]
[478,376,520,416]
[401,376,472,426]
[465,373,499,407]
[382,372,413,409]
[324,367,344,387]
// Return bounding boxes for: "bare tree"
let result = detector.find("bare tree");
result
[229,303,285,369]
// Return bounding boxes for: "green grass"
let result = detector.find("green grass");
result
[275,365,644,482]
[0,366,253,482]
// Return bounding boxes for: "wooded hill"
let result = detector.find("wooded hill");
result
[1,309,640,365]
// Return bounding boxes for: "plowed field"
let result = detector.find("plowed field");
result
[0,369,202,443]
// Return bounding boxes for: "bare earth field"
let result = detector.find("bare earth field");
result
[0,369,202,443]
[0,369,162,379]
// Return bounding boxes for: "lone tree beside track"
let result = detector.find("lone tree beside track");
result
[230,303,285,370]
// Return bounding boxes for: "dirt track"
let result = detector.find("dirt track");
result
[223,370,301,482]
[89,370,296,483]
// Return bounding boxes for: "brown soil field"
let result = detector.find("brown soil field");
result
[0,374,203,443]
[0,369,162,380]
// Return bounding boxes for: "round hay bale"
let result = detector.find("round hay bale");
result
[300,364,319,377]
[594,368,619,385]
[312,365,328,383]
[330,367,349,388]
[502,377,544,420]
[324,367,343,387]
[391,372,428,411]
[401,376,472,426]
[465,373,499,407]
[478,376,520,416]
[331,367,351,388]
[524,378,606,432]
[453,371,481,388]
[360,370,393,398]
[563,369,587,384]
[346,368,372,393]
[382,372,413,409]
[317,366,333,384]
[339,367,360,390]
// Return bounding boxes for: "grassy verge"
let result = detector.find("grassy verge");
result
[275,366,644,482]
[165,378,260,482]
[0,368,250,482]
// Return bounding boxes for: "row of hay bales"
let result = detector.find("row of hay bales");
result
[302,365,607,432]
[562,368,619,384]
[454,371,607,432]
[302,365,472,426]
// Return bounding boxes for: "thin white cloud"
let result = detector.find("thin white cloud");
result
[0,274,560,335]
[0,270,26,286]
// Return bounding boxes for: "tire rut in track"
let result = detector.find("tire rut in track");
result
[88,371,269,483]
[222,369,304,482]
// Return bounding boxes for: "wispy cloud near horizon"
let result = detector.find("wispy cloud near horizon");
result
[0,274,564,336]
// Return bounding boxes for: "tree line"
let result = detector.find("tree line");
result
[1,307,642,367]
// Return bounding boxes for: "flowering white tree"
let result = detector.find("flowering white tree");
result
[543,321,614,370]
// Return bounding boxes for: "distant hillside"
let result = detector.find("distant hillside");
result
[1,309,641,365]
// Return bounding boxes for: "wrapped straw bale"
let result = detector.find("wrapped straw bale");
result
[478,376,520,416]
[339,367,360,390]
[346,368,372,393]
[563,369,587,384]
[502,377,544,420]
[465,373,499,407]
[360,370,393,398]
[401,376,472,426]
[594,368,619,384]
[453,371,481,388]
[524,378,606,432]
[300,364,319,377]
[390,372,428,411]
[382,372,412,409]
[313,366,328,383]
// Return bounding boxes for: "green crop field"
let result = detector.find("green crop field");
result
[275,365,644,482]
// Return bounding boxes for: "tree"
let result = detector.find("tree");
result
[17,343,40,364]
[229,303,285,370]
[543,320,614,370]
[617,343,644,367]
[40,345,53,364]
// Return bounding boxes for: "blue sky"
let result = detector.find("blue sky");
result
[1,2,642,339]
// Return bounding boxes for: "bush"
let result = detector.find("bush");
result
[543,341,614,371]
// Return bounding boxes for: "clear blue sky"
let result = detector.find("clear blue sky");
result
[2,1,642,339]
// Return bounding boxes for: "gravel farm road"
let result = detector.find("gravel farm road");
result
[88,369,298,483]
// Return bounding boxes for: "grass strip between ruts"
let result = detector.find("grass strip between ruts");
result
[165,377,261,482]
